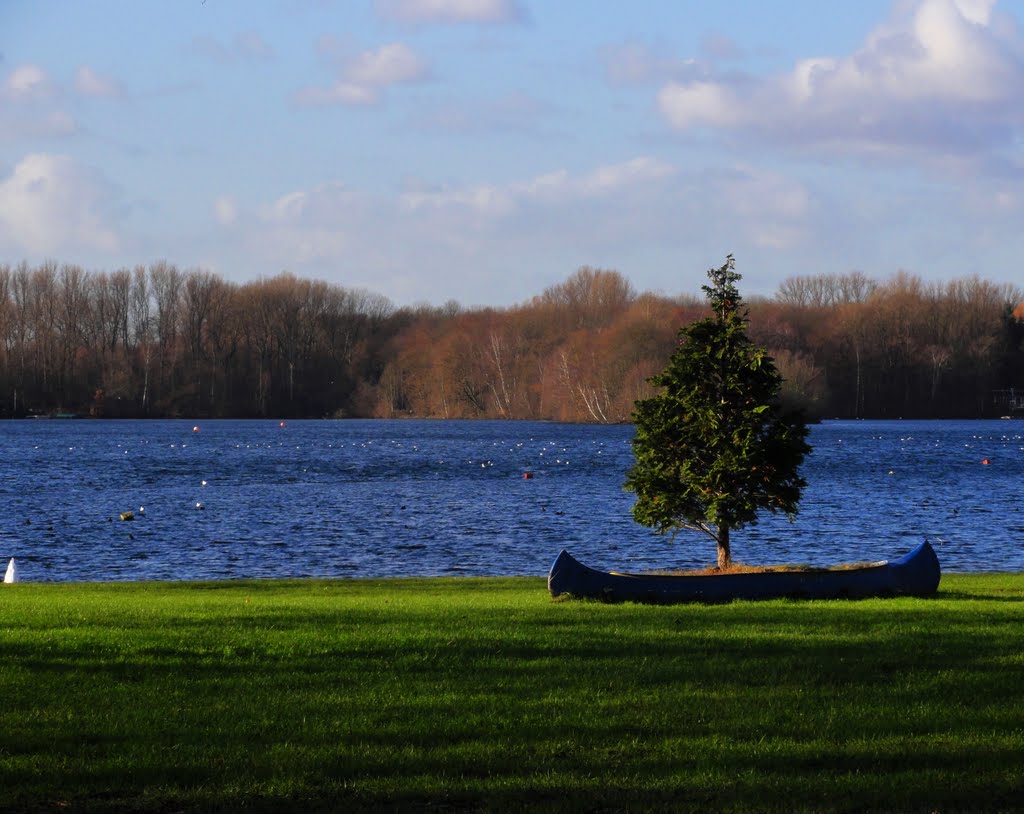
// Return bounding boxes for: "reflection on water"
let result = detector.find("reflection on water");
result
[1,418,1022,581]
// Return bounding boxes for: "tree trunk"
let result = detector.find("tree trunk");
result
[717,525,731,569]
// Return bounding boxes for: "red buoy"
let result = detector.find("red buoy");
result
[523,472,534,479]
[982,458,990,465]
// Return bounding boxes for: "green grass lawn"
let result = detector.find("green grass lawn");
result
[2,573,1023,812]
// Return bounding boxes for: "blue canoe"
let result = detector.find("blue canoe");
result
[548,540,940,603]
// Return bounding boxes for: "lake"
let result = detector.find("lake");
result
[2,419,1022,582]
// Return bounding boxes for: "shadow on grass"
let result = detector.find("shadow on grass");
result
[936,589,1024,603]
[3,586,1024,813]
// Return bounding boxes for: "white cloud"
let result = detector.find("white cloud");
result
[400,183,516,216]
[296,42,427,107]
[3,64,51,99]
[253,183,372,264]
[214,195,238,225]
[399,157,677,214]
[0,153,120,256]
[74,66,123,98]
[520,157,677,201]
[657,81,743,129]
[375,0,524,24]
[1,65,77,144]
[195,158,1024,309]
[266,190,311,222]
[657,0,1024,160]
[348,42,426,85]
[212,157,687,303]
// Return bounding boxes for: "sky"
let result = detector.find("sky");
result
[1,0,1023,307]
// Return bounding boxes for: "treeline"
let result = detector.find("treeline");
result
[1,261,1022,421]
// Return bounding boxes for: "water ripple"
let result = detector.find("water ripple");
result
[2,418,1022,581]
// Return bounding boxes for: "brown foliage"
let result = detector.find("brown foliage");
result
[0,260,1021,420]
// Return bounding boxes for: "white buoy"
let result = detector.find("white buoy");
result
[4,558,17,583]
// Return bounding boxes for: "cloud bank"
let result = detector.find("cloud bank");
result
[658,0,1024,161]
[0,154,120,256]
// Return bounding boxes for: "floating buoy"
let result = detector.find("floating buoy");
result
[4,558,16,583]
[120,511,135,521]
[195,502,204,510]
[279,421,286,427]
[138,506,145,515]
[887,470,894,475]
[523,472,534,479]
[193,426,199,433]
[982,458,990,465]
[201,480,208,487]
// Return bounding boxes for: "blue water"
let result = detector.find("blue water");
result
[1,419,1022,581]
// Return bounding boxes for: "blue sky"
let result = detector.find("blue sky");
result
[1,0,1022,306]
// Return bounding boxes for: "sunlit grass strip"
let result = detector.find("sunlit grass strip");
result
[2,574,1023,812]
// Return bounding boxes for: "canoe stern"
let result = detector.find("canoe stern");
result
[547,549,575,598]
[890,539,941,596]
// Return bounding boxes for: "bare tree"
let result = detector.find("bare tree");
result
[541,267,635,329]
[131,265,153,412]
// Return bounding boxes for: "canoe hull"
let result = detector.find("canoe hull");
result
[548,541,940,603]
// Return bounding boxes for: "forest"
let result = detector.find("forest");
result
[1,260,1022,422]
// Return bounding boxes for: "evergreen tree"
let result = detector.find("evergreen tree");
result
[625,256,811,568]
